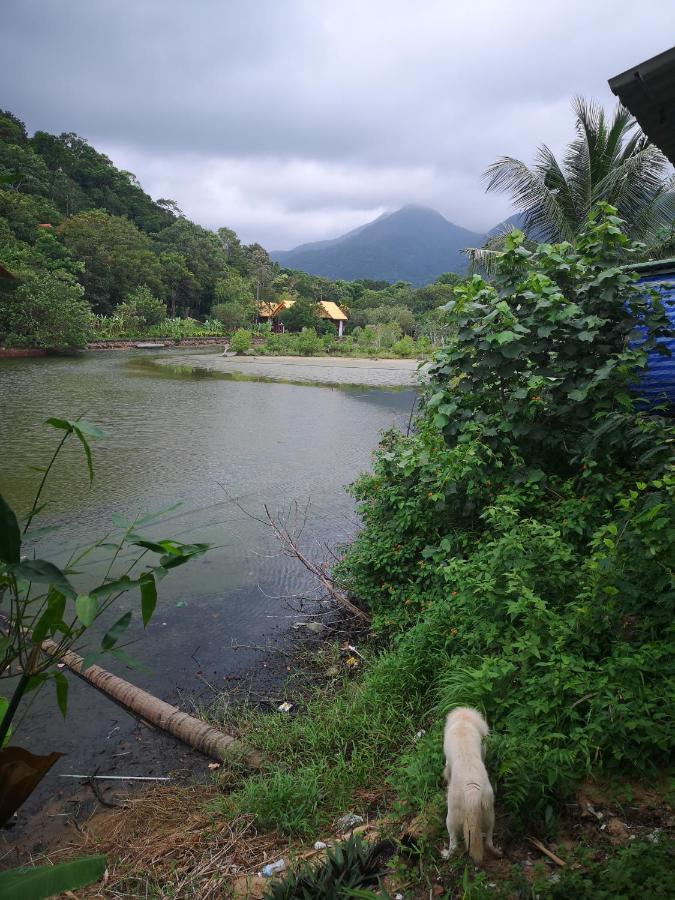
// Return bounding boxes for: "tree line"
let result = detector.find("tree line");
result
[0,109,461,351]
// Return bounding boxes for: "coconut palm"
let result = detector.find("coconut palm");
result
[470,98,675,267]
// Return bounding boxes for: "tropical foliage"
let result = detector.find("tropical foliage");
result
[222,207,674,840]
[473,98,675,269]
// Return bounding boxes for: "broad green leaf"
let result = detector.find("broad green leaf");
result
[495,330,518,344]
[0,854,106,900]
[159,542,209,570]
[81,652,100,673]
[90,576,138,598]
[101,611,132,650]
[53,672,69,718]
[72,420,104,439]
[31,592,66,644]
[25,673,49,694]
[132,539,168,554]
[140,573,157,627]
[107,647,148,671]
[12,560,75,599]
[44,417,74,433]
[73,428,95,483]
[75,594,98,627]
[0,494,20,565]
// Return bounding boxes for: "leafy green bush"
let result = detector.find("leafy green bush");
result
[230,328,253,353]
[279,297,318,332]
[225,206,674,838]
[296,327,322,356]
[263,331,286,354]
[391,335,416,357]
[2,270,92,351]
[211,301,250,332]
[121,284,167,325]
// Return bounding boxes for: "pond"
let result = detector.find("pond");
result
[0,349,416,834]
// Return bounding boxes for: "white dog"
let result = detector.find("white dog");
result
[441,707,501,864]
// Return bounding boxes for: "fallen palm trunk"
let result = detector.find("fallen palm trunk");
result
[40,638,260,766]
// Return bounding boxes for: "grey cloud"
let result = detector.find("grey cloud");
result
[4,0,674,248]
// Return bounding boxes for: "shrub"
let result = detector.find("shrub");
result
[225,206,675,837]
[296,327,322,356]
[230,328,252,354]
[279,297,317,332]
[263,332,285,354]
[122,284,167,326]
[391,335,416,357]
[211,302,250,332]
[316,318,337,337]
[2,270,92,351]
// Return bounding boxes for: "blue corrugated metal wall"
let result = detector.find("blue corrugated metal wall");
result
[636,271,675,407]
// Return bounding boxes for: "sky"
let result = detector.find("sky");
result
[4,1,674,249]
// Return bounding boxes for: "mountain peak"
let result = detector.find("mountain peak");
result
[271,205,484,284]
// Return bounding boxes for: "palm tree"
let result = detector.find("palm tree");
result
[471,98,675,265]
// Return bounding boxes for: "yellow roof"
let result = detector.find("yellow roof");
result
[258,301,279,317]
[257,299,348,321]
[317,300,348,321]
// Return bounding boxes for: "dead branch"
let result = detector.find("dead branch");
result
[261,503,370,622]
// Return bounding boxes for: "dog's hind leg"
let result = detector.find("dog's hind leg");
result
[484,802,502,858]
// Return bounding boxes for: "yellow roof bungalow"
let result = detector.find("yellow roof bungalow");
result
[257,299,348,336]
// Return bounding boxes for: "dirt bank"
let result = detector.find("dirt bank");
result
[87,337,228,350]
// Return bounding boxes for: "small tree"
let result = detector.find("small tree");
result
[211,302,251,332]
[279,297,317,332]
[230,328,252,354]
[120,285,167,327]
[2,270,92,351]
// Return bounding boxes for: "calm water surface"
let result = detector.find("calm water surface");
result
[0,349,414,778]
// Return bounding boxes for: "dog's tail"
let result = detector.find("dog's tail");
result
[463,787,484,863]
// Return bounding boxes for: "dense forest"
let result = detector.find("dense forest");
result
[0,110,459,351]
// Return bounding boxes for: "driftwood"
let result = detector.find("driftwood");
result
[40,638,260,767]
[257,502,370,623]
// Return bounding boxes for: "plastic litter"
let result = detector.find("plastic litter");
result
[292,621,325,633]
[277,701,293,713]
[261,859,286,877]
[336,813,364,832]
[313,841,327,850]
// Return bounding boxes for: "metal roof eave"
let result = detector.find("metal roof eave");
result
[609,46,675,165]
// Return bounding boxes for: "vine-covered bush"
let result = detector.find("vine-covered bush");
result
[335,205,674,817]
[227,206,674,836]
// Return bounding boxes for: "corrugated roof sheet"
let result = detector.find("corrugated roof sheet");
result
[609,46,675,165]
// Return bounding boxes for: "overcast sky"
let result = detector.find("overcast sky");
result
[4,1,674,249]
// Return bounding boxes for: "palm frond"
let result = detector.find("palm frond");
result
[630,179,675,244]
[593,145,673,228]
[483,156,574,243]
[463,245,504,277]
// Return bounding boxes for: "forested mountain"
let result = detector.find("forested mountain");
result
[0,109,472,351]
[0,109,290,348]
[272,205,485,284]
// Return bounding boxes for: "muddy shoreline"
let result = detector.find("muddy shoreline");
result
[1,627,298,865]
